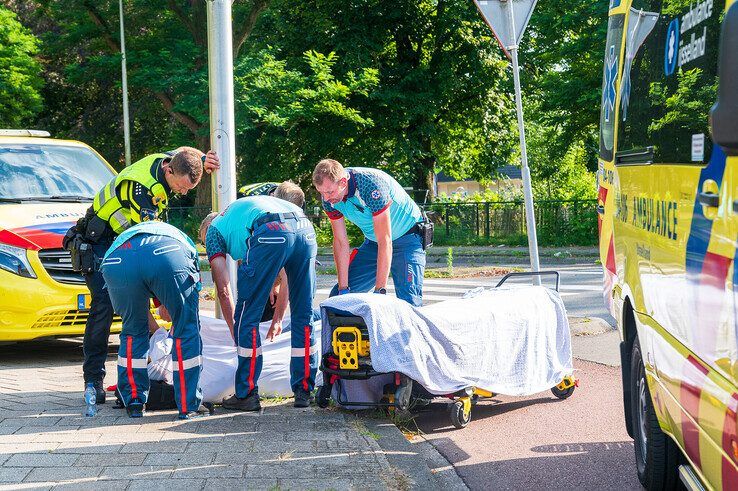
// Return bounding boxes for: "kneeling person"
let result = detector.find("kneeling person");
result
[200,181,317,411]
[101,221,206,419]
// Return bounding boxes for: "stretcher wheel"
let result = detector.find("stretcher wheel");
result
[316,384,332,408]
[551,385,575,399]
[450,400,471,429]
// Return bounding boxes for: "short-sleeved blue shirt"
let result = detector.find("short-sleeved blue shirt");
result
[322,167,422,241]
[206,196,303,262]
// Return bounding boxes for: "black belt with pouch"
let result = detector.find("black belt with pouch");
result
[402,214,434,250]
[63,215,107,275]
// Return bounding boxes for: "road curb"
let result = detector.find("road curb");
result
[569,316,616,336]
[359,415,468,490]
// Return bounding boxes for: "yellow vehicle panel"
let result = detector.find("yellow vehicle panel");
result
[0,135,121,340]
[598,0,738,487]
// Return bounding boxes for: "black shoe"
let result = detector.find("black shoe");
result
[222,390,261,412]
[179,402,215,420]
[293,388,314,408]
[126,398,144,418]
[87,381,106,404]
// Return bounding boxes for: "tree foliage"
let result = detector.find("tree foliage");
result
[3,0,610,204]
[0,6,43,127]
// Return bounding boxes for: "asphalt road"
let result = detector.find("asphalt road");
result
[413,359,640,491]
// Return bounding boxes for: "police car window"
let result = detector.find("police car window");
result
[617,0,722,164]
[0,144,115,200]
[599,14,625,162]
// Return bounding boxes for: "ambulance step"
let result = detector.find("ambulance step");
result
[678,464,705,491]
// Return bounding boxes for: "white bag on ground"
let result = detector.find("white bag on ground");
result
[148,315,322,402]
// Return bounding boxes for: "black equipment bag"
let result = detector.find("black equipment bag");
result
[145,380,178,410]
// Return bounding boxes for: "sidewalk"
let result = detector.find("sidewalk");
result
[0,340,463,490]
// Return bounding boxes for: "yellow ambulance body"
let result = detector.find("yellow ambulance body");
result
[598,0,738,488]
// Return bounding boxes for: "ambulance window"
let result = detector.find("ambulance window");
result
[599,14,625,162]
[617,0,723,164]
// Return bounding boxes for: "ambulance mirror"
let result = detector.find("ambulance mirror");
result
[710,2,738,156]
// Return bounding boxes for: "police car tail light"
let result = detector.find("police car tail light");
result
[0,237,37,279]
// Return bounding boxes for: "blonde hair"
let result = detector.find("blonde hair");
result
[198,211,218,243]
[312,159,346,186]
[274,181,305,207]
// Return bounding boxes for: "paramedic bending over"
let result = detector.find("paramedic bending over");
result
[312,159,426,306]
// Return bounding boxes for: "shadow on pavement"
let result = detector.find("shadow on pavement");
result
[448,440,640,491]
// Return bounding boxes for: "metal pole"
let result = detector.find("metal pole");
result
[119,0,131,166]
[505,0,540,285]
[207,0,238,318]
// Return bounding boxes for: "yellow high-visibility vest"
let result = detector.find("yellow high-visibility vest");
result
[92,153,170,235]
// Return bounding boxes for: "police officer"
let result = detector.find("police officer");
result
[312,159,427,306]
[199,182,317,411]
[71,147,219,403]
[101,220,208,419]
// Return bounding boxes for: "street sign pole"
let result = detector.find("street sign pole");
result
[474,0,540,285]
[206,0,238,318]
[505,1,540,285]
[118,0,131,166]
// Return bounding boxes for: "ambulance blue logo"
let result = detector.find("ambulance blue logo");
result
[609,0,621,8]
[603,45,618,123]
[664,18,679,76]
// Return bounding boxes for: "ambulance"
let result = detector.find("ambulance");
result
[598,0,738,487]
[0,130,121,341]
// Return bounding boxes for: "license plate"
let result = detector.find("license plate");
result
[77,294,91,310]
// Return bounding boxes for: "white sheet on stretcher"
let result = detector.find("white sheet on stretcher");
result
[320,285,572,403]
[149,315,322,402]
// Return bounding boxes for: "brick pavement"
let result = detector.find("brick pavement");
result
[0,339,455,490]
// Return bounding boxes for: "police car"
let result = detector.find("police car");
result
[598,0,738,488]
[0,130,121,341]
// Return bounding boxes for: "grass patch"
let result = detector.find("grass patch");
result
[350,417,381,440]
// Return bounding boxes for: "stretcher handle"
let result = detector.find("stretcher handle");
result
[495,271,560,292]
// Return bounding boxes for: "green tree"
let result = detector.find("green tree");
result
[253,0,517,196]
[523,0,609,171]
[0,6,43,127]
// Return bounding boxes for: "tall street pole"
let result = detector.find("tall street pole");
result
[206,0,238,318]
[504,0,540,285]
[118,0,131,166]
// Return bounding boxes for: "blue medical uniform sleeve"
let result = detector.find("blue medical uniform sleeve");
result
[322,200,344,220]
[205,225,227,262]
[356,173,392,216]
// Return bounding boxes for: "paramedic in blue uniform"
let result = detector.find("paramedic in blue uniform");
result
[199,182,317,411]
[312,159,426,306]
[101,220,207,419]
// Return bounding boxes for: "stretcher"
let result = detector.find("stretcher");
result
[316,271,577,429]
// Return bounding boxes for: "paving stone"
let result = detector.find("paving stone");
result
[4,453,79,468]
[23,466,102,483]
[99,466,173,480]
[127,478,205,490]
[142,452,215,466]
[74,453,146,466]
[52,479,129,490]
[119,442,185,454]
[53,443,122,454]
[169,464,244,479]
[0,443,58,454]
[186,441,260,454]
[205,478,279,490]
[280,478,357,491]
[0,467,31,483]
